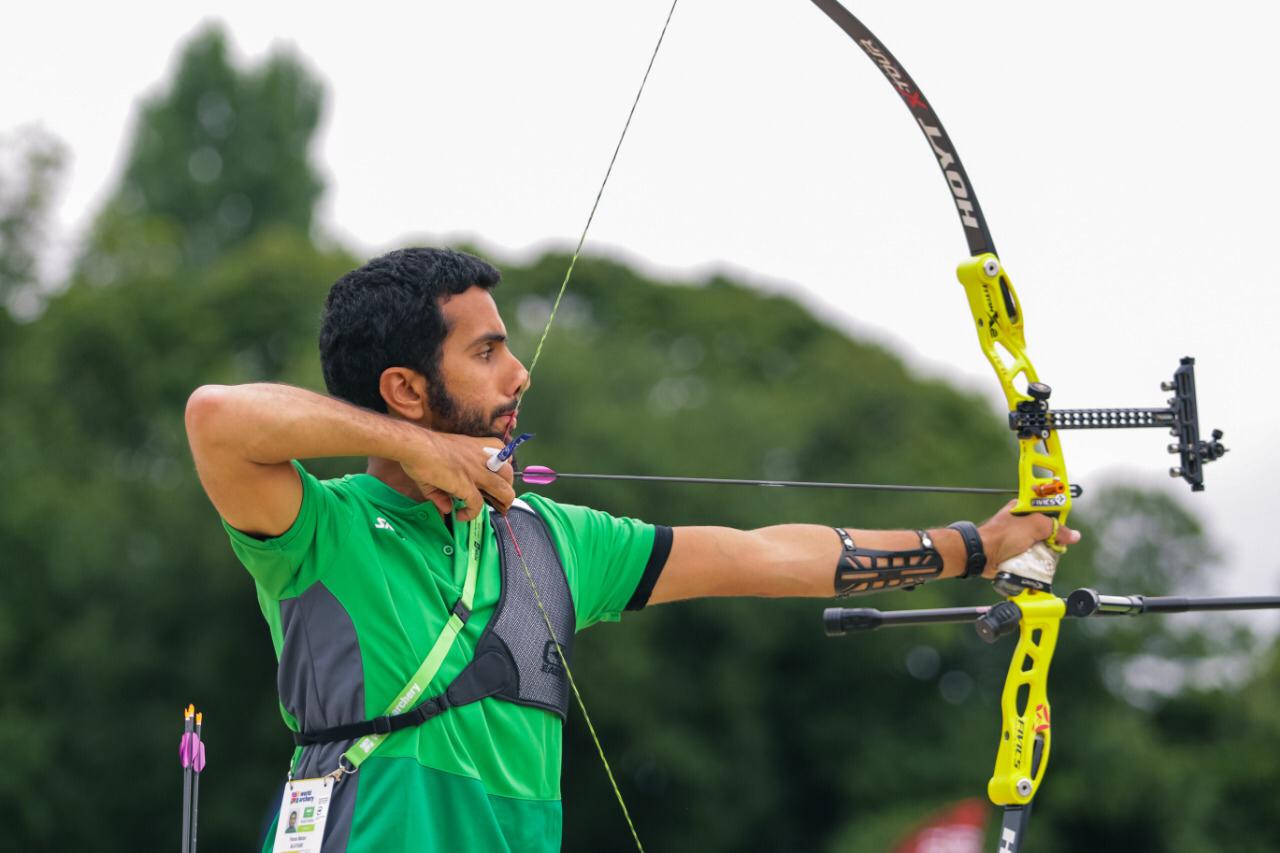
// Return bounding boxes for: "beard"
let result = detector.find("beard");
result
[427,376,514,439]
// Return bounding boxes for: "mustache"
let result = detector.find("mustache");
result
[491,399,520,420]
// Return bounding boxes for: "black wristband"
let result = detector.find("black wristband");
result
[947,521,987,579]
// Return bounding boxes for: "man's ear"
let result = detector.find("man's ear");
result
[379,367,429,422]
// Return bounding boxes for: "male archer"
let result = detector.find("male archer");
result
[184,247,1078,852]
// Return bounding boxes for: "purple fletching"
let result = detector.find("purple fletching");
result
[180,732,196,768]
[520,465,557,486]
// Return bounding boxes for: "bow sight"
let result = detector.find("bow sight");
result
[1007,356,1227,492]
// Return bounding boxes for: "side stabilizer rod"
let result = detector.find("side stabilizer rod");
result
[823,604,992,635]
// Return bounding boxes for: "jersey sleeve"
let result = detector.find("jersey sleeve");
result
[521,494,671,629]
[220,461,350,597]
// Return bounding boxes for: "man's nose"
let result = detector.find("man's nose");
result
[511,359,531,398]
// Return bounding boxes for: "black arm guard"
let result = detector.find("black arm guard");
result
[833,527,944,597]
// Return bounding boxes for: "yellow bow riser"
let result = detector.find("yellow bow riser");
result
[956,254,1071,556]
[956,253,1072,811]
[987,589,1065,806]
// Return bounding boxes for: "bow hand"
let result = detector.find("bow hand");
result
[979,506,1081,591]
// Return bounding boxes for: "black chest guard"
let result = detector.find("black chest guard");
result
[448,498,575,718]
[293,499,575,748]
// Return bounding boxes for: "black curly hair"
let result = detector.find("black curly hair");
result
[319,248,501,413]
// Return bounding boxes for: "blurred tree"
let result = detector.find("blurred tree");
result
[79,23,324,281]
[0,227,356,850]
[0,23,335,851]
[0,125,66,320]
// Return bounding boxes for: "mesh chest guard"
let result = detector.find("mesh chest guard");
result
[292,499,575,749]
[448,499,575,717]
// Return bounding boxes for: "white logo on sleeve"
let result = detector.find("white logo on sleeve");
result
[374,517,395,533]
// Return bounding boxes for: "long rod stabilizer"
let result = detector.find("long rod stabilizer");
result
[823,589,1280,637]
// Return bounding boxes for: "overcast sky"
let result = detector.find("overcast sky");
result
[10,1,1279,597]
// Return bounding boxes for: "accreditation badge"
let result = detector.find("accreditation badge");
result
[272,776,332,852]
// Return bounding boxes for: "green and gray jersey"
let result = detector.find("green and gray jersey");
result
[224,462,667,852]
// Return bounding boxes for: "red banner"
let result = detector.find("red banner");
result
[893,798,988,853]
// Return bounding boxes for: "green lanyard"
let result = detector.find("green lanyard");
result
[337,507,485,772]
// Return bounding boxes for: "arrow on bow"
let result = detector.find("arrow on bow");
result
[516,465,1082,497]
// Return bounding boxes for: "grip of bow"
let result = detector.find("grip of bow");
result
[986,589,1065,806]
[956,254,1072,573]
